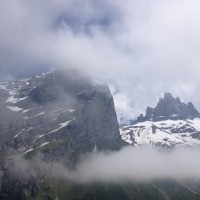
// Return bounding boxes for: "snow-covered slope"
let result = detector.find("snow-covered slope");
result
[120,118,200,148]
[120,93,200,148]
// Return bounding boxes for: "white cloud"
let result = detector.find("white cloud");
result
[13,146,200,182]
[1,0,200,121]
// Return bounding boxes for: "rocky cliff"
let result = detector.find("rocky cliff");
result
[0,70,125,161]
[136,92,200,123]
[0,70,126,199]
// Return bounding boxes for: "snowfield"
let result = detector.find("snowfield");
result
[120,118,200,148]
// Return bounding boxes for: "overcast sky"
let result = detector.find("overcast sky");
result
[1,0,200,122]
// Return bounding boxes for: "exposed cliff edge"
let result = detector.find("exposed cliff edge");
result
[0,70,126,199]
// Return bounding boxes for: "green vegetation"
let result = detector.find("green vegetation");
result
[29,179,200,200]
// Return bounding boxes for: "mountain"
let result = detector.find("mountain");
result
[1,73,200,200]
[0,70,127,199]
[0,70,125,161]
[120,93,200,148]
[136,92,200,122]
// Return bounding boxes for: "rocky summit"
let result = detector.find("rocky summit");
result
[136,92,200,123]
[120,93,200,148]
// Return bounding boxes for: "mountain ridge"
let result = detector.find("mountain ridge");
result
[135,92,200,123]
[120,93,200,148]
[1,72,200,199]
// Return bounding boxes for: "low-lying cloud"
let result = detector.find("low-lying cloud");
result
[13,146,200,183]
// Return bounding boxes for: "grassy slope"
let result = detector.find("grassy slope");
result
[30,179,200,200]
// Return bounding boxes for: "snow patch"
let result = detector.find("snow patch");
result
[38,142,49,148]
[38,134,45,139]
[22,108,34,113]
[14,131,23,138]
[25,111,45,119]
[0,85,8,90]
[48,119,75,134]
[23,148,33,155]
[6,95,27,104]
[7,106,23,112]
[55,109,76,116]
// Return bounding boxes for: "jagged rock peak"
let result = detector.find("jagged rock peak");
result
[163,92,174,100]
[135,92,200,123]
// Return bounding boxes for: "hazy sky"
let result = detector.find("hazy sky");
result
[1,0,200,121]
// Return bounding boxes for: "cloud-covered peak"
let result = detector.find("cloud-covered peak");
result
[1,0,200,122]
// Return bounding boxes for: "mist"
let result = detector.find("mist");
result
[13,146,200,183]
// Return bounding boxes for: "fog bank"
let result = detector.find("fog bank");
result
[13,146,200,183]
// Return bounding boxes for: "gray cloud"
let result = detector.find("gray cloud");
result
[1,0,200,120]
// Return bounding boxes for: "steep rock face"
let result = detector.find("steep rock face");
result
[0,70,125,162]
[0,70,126,199]
[136,92,200,123]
